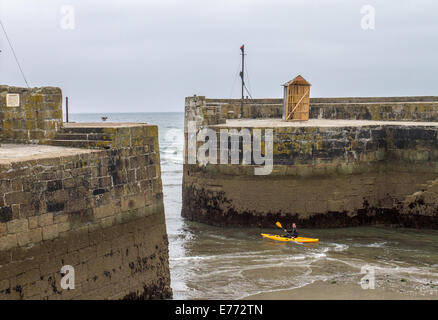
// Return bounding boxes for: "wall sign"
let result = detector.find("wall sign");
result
[6,93,20,107]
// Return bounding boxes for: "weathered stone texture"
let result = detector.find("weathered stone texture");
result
[0,86,63,143]
[0,121,171,299]
[0,139,171,299]
[183,95,438,229]
[182,165,438,228]
[186,96,438,124]
[46,123,159,150]
[0,211,170,300]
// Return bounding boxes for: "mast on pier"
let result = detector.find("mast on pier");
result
[239,44,245,117]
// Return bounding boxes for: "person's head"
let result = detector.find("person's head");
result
[292,223,296,228]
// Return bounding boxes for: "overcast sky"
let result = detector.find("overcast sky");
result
[0,0,437,113]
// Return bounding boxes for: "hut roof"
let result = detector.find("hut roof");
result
[282,75,311,87]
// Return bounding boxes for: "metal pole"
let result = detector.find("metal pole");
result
[66,96,69,123]
[240,44,245,117]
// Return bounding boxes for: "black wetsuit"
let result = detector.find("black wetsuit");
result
[285,228,298,238]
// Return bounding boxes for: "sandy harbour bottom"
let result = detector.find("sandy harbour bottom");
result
[243,280,438,300]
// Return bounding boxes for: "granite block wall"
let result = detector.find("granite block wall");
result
[185,96,438,124]
[183,95,438,229]
[0,86,63,143]
[0,85,171,300]
[0,137,171,299]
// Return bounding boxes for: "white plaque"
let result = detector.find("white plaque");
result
[6,93,20,107]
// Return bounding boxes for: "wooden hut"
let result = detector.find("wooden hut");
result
[282,75,311,121]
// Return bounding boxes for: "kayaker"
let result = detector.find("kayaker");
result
[284,223,298,238]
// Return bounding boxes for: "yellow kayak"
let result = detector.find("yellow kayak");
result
[261,233,319,243]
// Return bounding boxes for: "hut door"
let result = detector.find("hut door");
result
[286,84,310,121]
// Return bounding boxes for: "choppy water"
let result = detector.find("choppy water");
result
[70,112,438,299]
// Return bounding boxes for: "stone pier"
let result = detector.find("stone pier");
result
[182,96,438,229]
[0,86,171,299]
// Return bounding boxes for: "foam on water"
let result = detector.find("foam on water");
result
[354,241,388,248]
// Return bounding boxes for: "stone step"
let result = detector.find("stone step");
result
[46,139,111,149]
[60,127,110,134]
[54,132,114,141]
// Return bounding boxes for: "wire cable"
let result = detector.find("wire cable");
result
[244,62,254,99]
[0,19,30,88]
[229,56,241,99]
[243,83,253,99]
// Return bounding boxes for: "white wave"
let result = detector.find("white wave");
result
[161,149,179,155]
[354,241,387,248]
[171,256,209,262]
[320,243,349,252]
[325,256,438,279]
[310,252,327,259]
[333,243,349,252]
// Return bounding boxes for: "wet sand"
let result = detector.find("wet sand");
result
[243,281,438,300]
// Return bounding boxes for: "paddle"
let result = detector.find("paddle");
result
[267,221,319,243]
[276,221,294,239]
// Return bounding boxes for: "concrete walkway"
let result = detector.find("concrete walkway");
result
[0,143,95,164]
[63,122,148,128]
[213,118,438,128]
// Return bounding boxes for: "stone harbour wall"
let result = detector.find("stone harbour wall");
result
[0,84,171,300]
[0,86,63,144]
[183,95,438,229]
[43,123,162,150]
[310,100,438,121]
[0,133,171,299]
[186,96,438,124]
[182,165,438,228]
